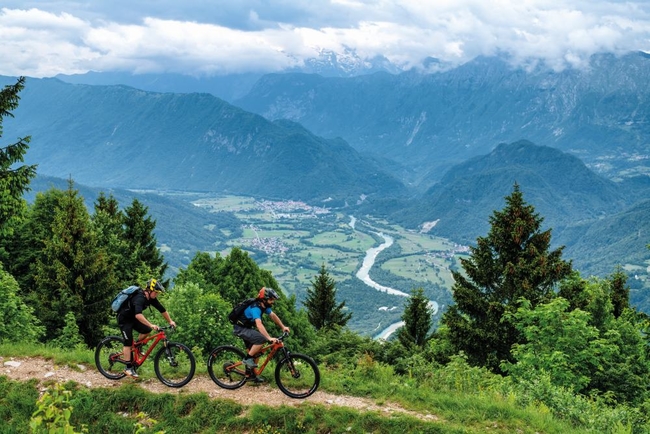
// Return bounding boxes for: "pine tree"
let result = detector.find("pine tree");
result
[304,264,351,330]
[441,184,572,372]
[0,76,37,239]
[397,287,433,348]
[92,192,129,285]
[122,198,167,283]
[608,266,630,319]
[1,188,66,293]
[32,180,117,346]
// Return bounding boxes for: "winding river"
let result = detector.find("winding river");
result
[351,216,438,340]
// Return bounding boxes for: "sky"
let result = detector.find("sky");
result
[1,0,650,78]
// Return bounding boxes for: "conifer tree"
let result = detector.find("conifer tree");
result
[0,77,37,239]
[304,264,351,330]
[608,266,629,319]
[397,287,433,348]
[122,198,167,283]
[442,184,572,372]
[32,180,116,346]
[1,188,66,293]
[92,192,129,285]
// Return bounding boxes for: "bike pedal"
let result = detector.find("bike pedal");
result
[248,376,266,384]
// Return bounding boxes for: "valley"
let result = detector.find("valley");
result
[166,193,465,336]
[147,190,650,336]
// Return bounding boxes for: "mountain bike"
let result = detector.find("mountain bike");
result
[207,331,320,399]
[95,325,196,387]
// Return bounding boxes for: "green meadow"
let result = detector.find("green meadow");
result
[190,195,464,335]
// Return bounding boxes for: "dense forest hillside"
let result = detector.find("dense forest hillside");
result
[0,76,406,204]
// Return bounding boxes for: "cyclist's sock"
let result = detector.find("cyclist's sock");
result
[126,362,133,369]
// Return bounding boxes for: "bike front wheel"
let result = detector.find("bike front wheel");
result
[207,345,247,389]
[275,352,320,398]
[95,336,126,380]
[153,342,196,387]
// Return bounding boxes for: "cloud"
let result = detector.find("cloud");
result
[1,1,650,77]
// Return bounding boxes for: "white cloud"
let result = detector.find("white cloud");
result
[1,1,650,77]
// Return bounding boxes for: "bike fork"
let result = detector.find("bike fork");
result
[164,341,178,367]
[282,349,300,378]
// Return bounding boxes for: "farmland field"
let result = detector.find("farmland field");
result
[185,195,467,336]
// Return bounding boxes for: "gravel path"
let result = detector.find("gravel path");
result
[1,356,438,422]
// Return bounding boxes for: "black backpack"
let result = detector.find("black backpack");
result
[228,298,257,325]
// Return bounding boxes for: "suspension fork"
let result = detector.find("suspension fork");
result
[162,338,178,366]
[280,347,296,372]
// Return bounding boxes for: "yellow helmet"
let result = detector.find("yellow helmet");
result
[146,278,165,293]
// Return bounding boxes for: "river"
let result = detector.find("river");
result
[350,217,438,340]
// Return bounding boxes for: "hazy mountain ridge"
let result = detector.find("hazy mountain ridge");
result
[378,140,646,276]
[1,76,406,203]
[235,52,650,189]
[54,47,406,103]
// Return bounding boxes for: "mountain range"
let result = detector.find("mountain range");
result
[1,76,406,205]
[234,52,650,191]
[54,47,405,103]
[2,51,650,280]
[372,140,649,277]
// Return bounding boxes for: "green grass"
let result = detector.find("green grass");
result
[0,343,634,433]
[381,254,454,285]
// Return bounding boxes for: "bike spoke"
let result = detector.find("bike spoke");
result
[275,353,320,399]
[154,343,196,388]
[95,336,127,380]
[207,346,247,389]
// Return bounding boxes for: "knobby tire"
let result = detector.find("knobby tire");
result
[153,342,196,387]
[95,336,127,380]
[275,352,320,399]
[207,345,248,389]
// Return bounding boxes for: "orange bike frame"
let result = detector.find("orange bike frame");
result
[131,330,167,366]
[249,340,285,376]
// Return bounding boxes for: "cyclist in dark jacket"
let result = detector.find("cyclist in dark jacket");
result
[233,287,290,377]
[117,278,176,378]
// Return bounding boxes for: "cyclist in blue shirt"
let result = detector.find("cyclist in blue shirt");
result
[232,287,290,377]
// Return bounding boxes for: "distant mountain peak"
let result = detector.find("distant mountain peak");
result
[291,45,403,77]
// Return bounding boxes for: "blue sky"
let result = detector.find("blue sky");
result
[1,0,649,77]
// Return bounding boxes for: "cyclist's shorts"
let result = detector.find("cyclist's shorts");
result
[118,314,152,344]
[233,325,267,345]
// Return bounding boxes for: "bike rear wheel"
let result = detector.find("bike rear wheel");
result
[207,345,247,389]
[153,342,196,387]
[95,336,127,380]
[275,352,320,398]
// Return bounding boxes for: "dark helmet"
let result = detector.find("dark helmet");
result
[146,278,165,293]
[257,287,279,300]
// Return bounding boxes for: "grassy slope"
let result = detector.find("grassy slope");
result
[0,343,591,434]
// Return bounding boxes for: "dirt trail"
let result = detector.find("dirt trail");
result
[1,356,437,422]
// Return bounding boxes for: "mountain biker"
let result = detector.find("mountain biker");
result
[233,287,290,379]
[117,278,177,378]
